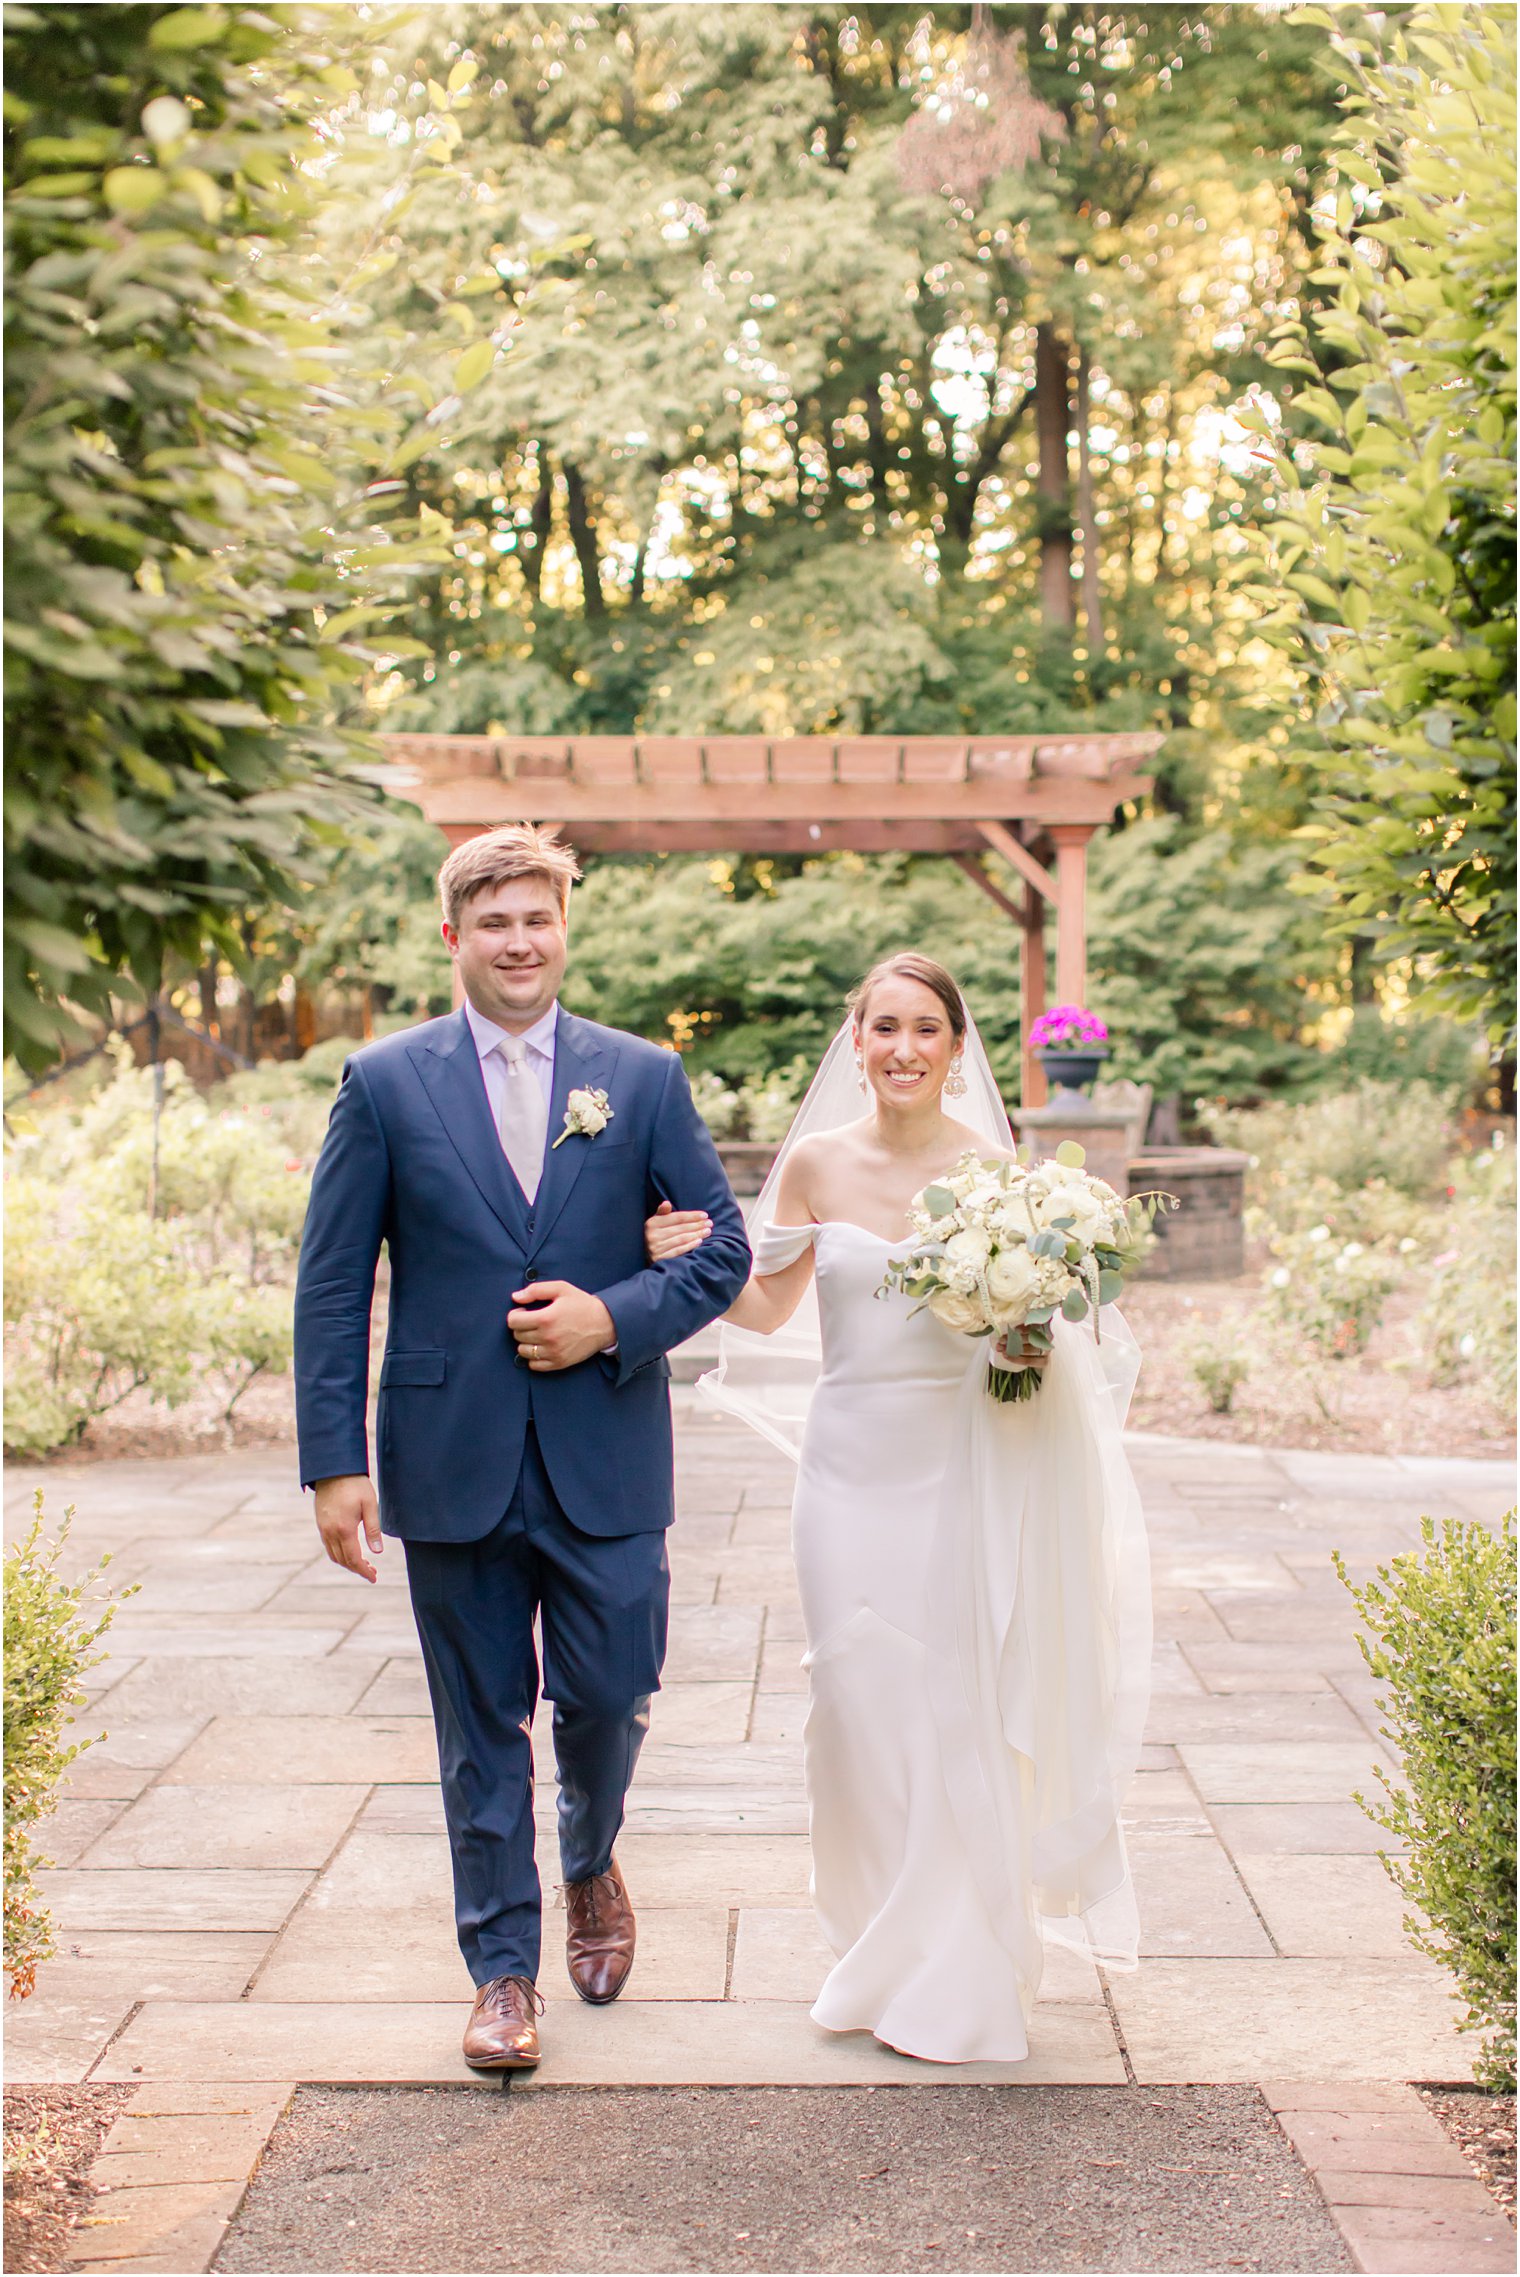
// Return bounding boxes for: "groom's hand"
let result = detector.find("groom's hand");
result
[509,1281,616,1371]
[313,1474,383,1583]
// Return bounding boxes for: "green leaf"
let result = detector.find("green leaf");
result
[1061,1287,1089,1321]
[1054,1141,1086,1168]
[452,339,495,393]
[102,166,164,216]
[148,7,227,49]
[922,1185,956,1219]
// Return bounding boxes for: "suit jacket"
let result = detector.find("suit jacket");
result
[293,1006,752,1541]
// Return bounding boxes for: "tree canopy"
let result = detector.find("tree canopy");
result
[5,3,1510,1098]
[1252,3,1516,1052]
[2,3,500,1070]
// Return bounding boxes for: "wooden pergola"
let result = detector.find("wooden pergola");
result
[385,730,1159,1106]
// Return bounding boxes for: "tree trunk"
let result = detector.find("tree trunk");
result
[522,450,552,601]
[1075,345,1104,653]
[563,459,606,618]
[1035,324,1073,629]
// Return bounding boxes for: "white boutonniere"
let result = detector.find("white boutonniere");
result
[551,1086,614,1149]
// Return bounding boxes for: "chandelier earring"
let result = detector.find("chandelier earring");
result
[854,1048,868,1093]
[945,1050,968,1099]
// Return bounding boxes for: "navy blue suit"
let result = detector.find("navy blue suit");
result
[294,1004,751,1981]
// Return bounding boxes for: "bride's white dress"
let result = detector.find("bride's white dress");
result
[749,1215,1151,2066]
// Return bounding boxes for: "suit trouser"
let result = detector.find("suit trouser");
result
[403,1426,670,1985]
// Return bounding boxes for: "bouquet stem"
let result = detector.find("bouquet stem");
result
[988,1359,1042,1402]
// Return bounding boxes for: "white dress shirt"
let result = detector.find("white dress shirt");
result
[463,996,615,1351]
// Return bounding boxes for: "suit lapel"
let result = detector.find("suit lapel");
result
[529,1012,617,1254]
[411,1008,531,1246]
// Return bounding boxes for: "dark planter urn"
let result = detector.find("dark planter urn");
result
[1036,1044,1110,1103]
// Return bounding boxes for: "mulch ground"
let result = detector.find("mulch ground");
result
[3,2085,135,2276]
[1417,2086,1516,2221]
[1121,1268,1511,1457]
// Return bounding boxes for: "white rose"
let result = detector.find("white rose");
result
[928,1287,990,1335]
[568,1088,608,1133]
[985,1245,1044,1319]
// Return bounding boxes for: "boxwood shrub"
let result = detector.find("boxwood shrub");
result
[1337,1510,1517,2090]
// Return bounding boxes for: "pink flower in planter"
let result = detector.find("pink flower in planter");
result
[1029,1005,1109,1050]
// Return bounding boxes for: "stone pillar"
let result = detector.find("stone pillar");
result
[1012,1102,1132,1194]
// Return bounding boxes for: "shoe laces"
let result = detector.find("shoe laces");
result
[563,1870,622,1928]
[480,1973,544,2018]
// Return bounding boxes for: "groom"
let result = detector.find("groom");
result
[294,823,750,2069]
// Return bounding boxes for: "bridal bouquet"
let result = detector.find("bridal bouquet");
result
[878,1142,1152,1402]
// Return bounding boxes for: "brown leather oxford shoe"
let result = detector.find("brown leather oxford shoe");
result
[564,1858,636,2003]
[462,1974,543,2070]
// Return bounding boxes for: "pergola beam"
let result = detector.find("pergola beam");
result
[973,819,1059,903]
[950,853,1023,926]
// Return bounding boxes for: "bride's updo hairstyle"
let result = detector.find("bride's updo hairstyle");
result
[847,953,967,1040]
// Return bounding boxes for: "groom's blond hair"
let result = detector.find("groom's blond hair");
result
[438,823,583,928]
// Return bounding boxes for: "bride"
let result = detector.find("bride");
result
[645,953,1151,2064]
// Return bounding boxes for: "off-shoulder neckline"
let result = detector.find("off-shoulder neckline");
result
[770,1219,901,1244]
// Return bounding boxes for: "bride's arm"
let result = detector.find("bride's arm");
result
[724,1148,817,1333]
[643,1149,817,1335]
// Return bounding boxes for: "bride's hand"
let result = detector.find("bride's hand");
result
[645,1198,713,1262]
[995,1327,1049,1374]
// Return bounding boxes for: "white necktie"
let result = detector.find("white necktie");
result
[496,1036,548,1204]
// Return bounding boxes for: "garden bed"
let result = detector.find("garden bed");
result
[24,1261,1512,1467]
[1416,2087,1516,2222]
[3,2085,135,2277]
[1122,1261,1513,1455]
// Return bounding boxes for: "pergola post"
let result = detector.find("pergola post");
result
[1048,823,1092,1007]
[1020,881,1048,1112]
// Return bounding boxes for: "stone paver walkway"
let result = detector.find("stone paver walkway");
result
[6,1412,1514,2268]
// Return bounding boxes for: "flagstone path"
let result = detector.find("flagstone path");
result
[5,1412,1513,2270]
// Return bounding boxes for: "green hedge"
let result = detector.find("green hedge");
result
[1338,1511,1517,2089]
[3,1499,125,1997]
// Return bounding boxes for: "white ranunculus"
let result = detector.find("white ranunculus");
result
[990,1192,1037,1240]
[944,1225,992,1268]
[570,1089,609,1134]
[928,1286,990,1335]
[553,1085,615,1147]
[1047,1184,1112,1245]
[985,1244,1045,1319]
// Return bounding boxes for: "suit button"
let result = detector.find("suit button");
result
[522,1266,538,1283]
